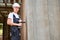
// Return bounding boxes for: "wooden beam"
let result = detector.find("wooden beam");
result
[20,0,27,40]
[3,0,5,3]
[5,0,7,7]
[10,0,14,4]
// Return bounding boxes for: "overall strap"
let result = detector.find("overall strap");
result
[13,14,19,23]
[13,14,16,19]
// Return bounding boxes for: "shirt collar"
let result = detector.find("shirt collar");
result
[13,12,18,15]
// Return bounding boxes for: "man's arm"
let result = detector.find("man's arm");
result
[7,18,22,26]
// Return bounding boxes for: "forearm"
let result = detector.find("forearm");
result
[7,19,22,26]
[7,22,22,27]
[7,22,18,26]
[10,22,18,26]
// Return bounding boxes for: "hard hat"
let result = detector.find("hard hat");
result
[12,3,20,7]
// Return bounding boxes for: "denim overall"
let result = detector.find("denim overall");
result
[10,14,20,40]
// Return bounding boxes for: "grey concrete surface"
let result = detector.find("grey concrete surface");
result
[24,0,60,40]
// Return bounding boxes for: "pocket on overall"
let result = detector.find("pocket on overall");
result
[10,27,19,36]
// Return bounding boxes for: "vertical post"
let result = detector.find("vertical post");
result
[10,0,14,4]
[20,0,27,40]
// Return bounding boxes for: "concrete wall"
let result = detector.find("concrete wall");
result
[24,0,60,40]
[48,0,60,40]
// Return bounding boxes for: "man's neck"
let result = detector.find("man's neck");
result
[13,12,17,13]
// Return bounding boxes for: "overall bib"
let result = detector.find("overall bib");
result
[10,14,20,40]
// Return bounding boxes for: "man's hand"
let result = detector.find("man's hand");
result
[19,20,22,23]
[19,20,26,23]
[17,23,22,26]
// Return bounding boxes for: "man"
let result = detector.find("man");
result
[7,3,22,40]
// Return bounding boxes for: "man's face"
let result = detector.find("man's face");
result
[13,7,20,13]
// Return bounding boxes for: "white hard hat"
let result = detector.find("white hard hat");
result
[12,3,20,7]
